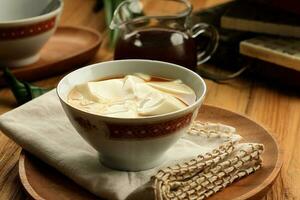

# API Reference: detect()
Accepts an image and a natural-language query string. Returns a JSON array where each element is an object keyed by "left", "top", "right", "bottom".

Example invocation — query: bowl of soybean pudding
[
  {"left": 57, "top": 60, "right": 206, "bottom": 171},
  {"left": 68, "top": 73, "right": 196, "bottom": 118}
]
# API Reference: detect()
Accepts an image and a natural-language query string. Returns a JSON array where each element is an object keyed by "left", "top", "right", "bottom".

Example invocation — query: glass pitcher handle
[
  {"left": 191, "top": 23, "right": 248, "bottom": 81},
  {"left": 191, "top": 23, "right": 219, "bottom": 65}
]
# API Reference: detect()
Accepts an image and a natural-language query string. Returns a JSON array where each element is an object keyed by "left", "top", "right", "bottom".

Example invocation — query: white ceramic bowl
[
  {"left": 0, "top": 0, "right": 63, "bottom": 67},
  {"left": 57, "top": 60, "right": 206, "bottom": 171}
]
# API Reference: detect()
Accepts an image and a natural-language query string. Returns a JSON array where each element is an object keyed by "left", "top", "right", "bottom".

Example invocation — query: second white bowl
[{"left": 0, "top": 0, "right": 63, "bottom": 67}]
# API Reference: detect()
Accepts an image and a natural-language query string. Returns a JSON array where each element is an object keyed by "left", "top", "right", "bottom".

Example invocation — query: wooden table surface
[{"left": 0, "top": 0, "right": 299, "bottom": 199}]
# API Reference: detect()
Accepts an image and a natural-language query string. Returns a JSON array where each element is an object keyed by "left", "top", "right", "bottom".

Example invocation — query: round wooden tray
[{"left": 18, "top": 105, "right": 282, "bottom": 200}]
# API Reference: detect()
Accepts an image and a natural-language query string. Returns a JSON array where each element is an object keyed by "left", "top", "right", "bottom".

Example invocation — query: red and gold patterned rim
[
  {"left": 0, "top": 17, "right": 56, "bottom": 40},
  {"left": 107, "top": 113, "right": 193, "bottom": 139}
]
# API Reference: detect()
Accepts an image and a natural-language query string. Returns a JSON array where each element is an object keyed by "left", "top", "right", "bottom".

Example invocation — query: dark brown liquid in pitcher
[{"left": 114, "top": 28, "right": 197, "bottom": 69}]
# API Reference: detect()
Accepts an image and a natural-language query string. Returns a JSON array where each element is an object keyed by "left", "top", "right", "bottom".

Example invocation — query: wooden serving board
[
  {"left": 0, "top": 26, "right": 102, "bottom": 86},
  {"left": 220, "top": 0, "right": 300, "bottom": 38},
  {"left": 240, "top": 36, "right": 300, "bottom": 72},
  {"left": 18, "top": 105, "right": 282, "bottom": 200}
]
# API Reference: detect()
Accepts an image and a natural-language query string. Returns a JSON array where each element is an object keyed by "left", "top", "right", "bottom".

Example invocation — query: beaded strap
[{"left": 152, "top": 121, "right": 264, "bottom": 200}]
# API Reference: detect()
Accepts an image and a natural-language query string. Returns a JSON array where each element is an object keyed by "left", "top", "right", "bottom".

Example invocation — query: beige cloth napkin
[{"left": 0, "top": 90, "right": 263, "bottom": 200}]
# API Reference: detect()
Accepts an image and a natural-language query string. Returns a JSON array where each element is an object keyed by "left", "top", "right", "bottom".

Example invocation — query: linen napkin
[{"left": 0, "top": 90, "right": 263, "bottom": 200}]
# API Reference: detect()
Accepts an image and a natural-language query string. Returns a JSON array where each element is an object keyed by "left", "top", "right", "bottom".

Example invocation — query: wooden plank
[
  {"left": 204, "top": 78, "right": 252, "bottom": 113},
  {"left": 246, "top": 82, "right": 300, "bottom": 200},
  {"left": 0, "top": 134, "right": 24, "bottom": 200}
]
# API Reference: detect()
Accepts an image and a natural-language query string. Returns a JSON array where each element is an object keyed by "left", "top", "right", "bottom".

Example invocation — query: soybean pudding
[{"left": 68, "top": 73, "right": 196, "bottom": 118}]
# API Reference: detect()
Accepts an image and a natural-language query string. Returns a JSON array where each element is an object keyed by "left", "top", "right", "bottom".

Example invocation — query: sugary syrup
[{"left": 114, "top": 28, "right": 197, "bottom": 69}]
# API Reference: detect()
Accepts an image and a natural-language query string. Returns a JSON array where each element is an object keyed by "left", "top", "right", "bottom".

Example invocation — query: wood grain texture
[
  {"left": 246, "top": 83, "right": 300, "bottom": 200},
  {"left": 0, "top": 0, "right": 298, "bottom": 199},
  {"left": 17, "top": 105, "right": 282, "bottom": 200}
]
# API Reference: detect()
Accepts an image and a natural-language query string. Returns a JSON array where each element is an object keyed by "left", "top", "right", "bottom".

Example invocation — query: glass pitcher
[{"left": 110, "top": 0, "right": 219, "bottom": 70}]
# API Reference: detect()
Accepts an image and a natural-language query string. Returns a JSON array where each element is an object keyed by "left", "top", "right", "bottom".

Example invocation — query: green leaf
[
  {"left": 104, "top": 0, "right": 123, "bottom": 48},
  {"left": 2, "top": 67, "right": 50, "bottom": 105},
  {"left": 103, "top": 0, "right": 114, "bottom": 27}
]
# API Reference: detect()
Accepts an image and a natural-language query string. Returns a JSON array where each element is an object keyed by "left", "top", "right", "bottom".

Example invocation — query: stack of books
[{"left": 195, "top": 0, "right": 300, "bottom": 87}]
